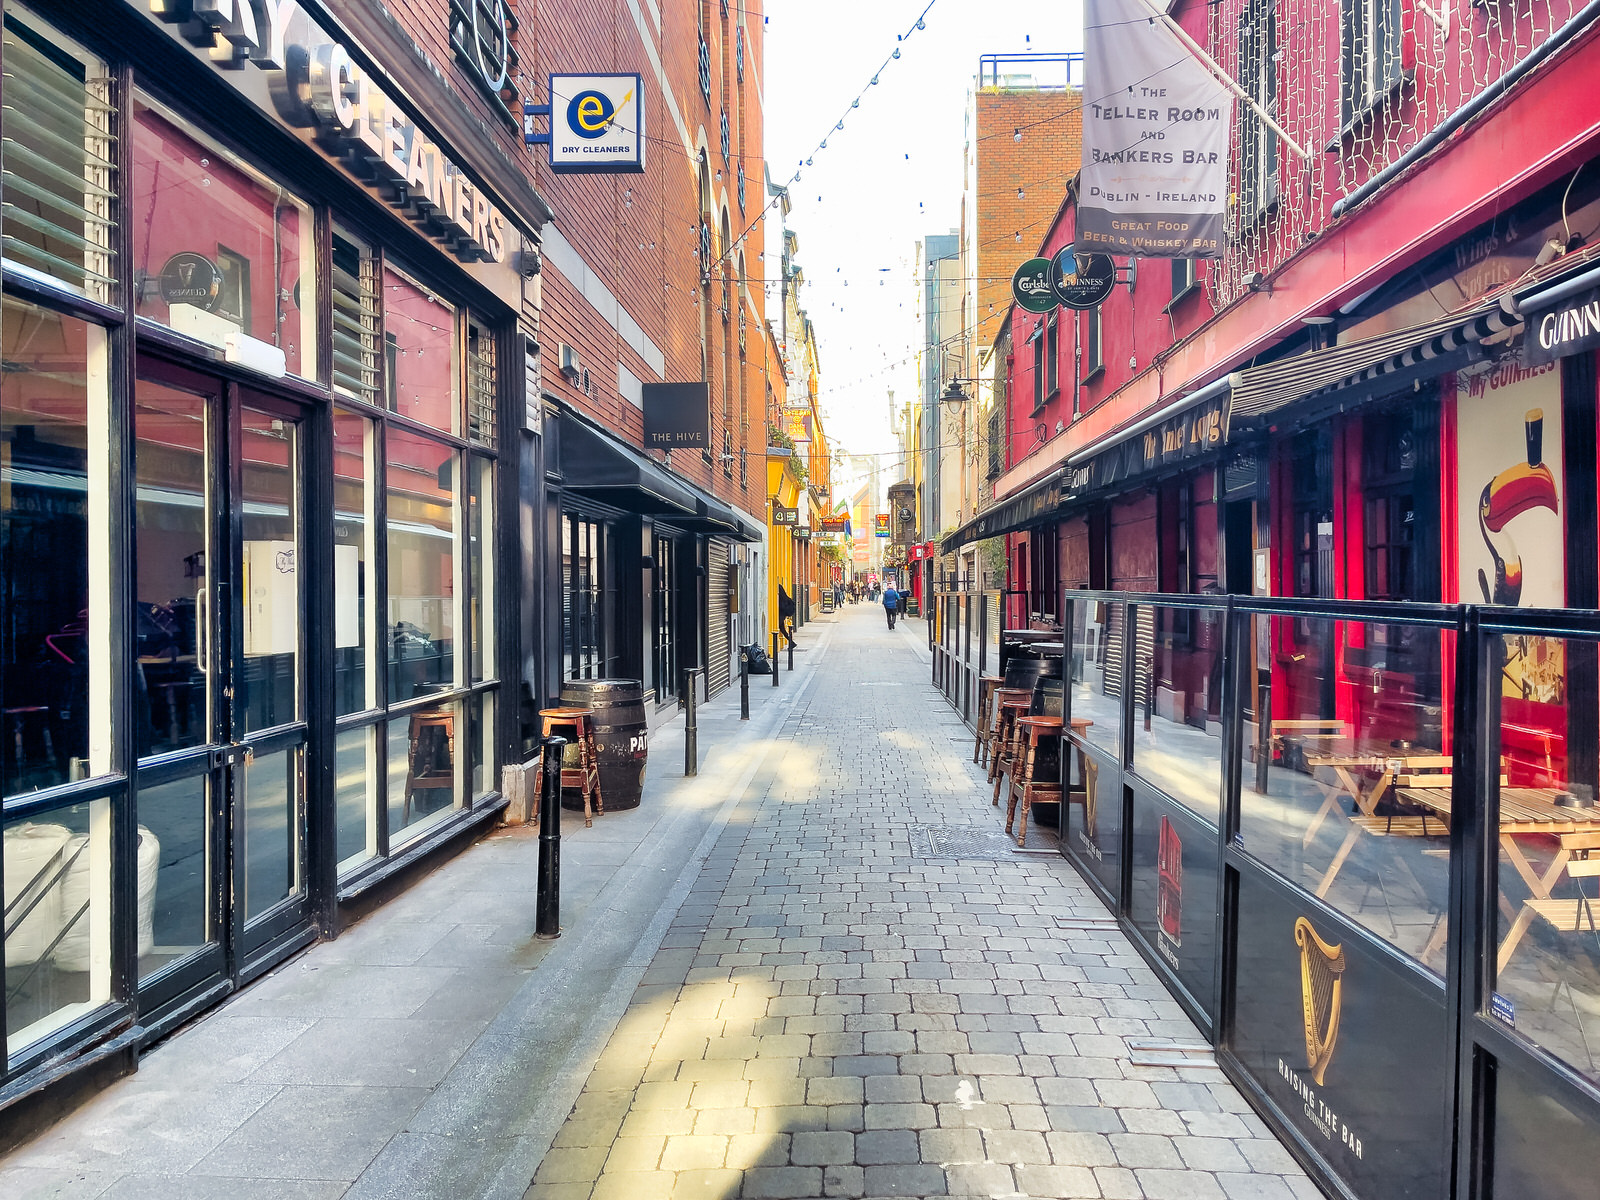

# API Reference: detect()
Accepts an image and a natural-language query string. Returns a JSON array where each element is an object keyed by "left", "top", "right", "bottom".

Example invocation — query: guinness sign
[
  {"left": 159, "top": 253, "right": 223, "bottom": 311},
  {"left": 1051, "top": 244, "right": 1116, "bottom": 310},
  {"left": 1524, "top": 281, "right": 1600, "bottom": 366}
]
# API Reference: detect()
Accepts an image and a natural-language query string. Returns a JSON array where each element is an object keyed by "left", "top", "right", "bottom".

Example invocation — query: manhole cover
[{"left": 910, "top": 824, "right": 1027, "bottom": 860}]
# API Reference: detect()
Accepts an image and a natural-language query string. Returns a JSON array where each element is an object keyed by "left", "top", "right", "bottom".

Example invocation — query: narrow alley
[{"left": 4, "top": 605, "right": 1314, "bottom": 1199}]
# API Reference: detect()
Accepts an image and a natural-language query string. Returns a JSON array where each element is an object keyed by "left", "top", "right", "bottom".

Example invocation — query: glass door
[{"left": 133, "top": 361, "right": 309, "bottom": 1013}]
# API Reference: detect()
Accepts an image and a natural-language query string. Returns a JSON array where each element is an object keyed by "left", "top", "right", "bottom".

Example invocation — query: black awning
[
  {"left": 675, "top": 497, "right": 763, "bottom": 542},
  {"left": 559, "top": 414, "right": 698, "bottom": 516},
  {"left": 1229, "top": 298, "right": 1521, "bottom": 424},
  {"left": 940, "top": 469, "right": 1064, "bottom": 554}
]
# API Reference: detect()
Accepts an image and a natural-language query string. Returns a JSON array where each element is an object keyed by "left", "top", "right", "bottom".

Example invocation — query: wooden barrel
[{"left": 559, "top": 679, "right": 649, "bottom": 811}]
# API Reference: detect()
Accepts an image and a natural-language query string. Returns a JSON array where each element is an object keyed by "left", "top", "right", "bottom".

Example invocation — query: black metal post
[
  {"left": 788, "top": 635, "right": 795, "bottom": 673},
  {"left": 740, "top": 649, "right": 750, "bottom": 720},
  {"left": 771, "top": 631, "right": 780, "bottom": 688},
  {"left": 684, "top": 667, "right": 701, "bottom": 776},
  {"left": 536, "top": 735, "right": 566, "bottom": 939}
]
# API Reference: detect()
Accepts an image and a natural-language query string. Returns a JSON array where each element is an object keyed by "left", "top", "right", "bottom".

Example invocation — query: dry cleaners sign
[
  {"left": 135, "top": 0, "right": 512, "bottom": 264},
  {"left": 540, "top": 74, "right": 646, "bottom": 174}
]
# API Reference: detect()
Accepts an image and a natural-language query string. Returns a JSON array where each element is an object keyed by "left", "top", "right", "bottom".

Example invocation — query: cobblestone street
[
  {"left": 1, "top": 605, "right": 1317, "bottom": 1200},
  {"left": 524, "top": 606, "right": 1314, "bottom": 1200}
]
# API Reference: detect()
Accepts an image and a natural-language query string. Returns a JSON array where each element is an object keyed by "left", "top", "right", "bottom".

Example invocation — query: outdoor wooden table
[
  {"left": 1394, "top": 785, "right": 1600, "bottom": 971},
  {"left": 1296, "top": 742, "right": 1443, "bottom": 899}
]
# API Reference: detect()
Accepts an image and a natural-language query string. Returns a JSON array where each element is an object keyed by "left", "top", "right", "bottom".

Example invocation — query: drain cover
[{"left": 910, "top": 824, "right": 1029, "bottom": 860}]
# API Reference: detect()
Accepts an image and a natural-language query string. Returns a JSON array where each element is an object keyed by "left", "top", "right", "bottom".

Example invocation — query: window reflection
[
  {"left": 334, "top": 410, "right": 374, "bottom": 715},
  {"left": 1129, "top": 605, "right": 1225, "bottom": 823},
  {"left": 1240, "top": 614, "right": 1451, "bottom": 973},
  {"left": 130, "top": 94, "right": 315, "bottom": 380},
  {"left": 2, "top": 297, "right": 111, "bottom": 793},
  {"left": 4, "top": 799, "right": 112, "bottom": 1055},
  {"left": 133, "top": 378, "right": 209, "bottom": 758},
  {"left": 1490, "top": 633, "right": 1600, "bottom": 1085},
  {"left": 1068, "top": 598, "right": 1121, "bottom": 760},
  {"left": 386, "top": 429, "right": 456, "bottom": 700},
  {"left": 384, "top": 265, "right": 457, "bottom": 433}
]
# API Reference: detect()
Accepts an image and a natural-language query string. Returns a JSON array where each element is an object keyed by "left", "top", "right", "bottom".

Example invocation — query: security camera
[{"left": 519, "top": 248, "right": 543, "bottom": 278}]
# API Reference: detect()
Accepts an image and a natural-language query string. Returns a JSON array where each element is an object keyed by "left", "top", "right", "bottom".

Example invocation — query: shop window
[
  {"left": 1170, "top": 257, "right": 1197, "bottom": 305},
  {"left": 1363, "top": 408, "right": 1417, "bottom": 602},
  {"left": 1082, "top": 308, "right": 1103, "bottom": 382},
  {"left": 332, "top": 230, "right": 381, "bottom": 406},
  {"left": 467, "top": 456, "right": 494, "bottom": 684},
  {"left": 1031, "top": 331, "right": 1043, "bottom": 413},
  {"left": 2, "top": 297, "right": 113, "bottom": 795},
  {"left": 1342, "top": 0, "right": 1404, "bottom": 126},
  {"left": 466, "top": 317, "right": 497, "bottom": 448},
  {"left": 1237, "top": 0, "right": 1279, "bottom": 219},
  {"left": 0, "top": 12, "right": 116, "bottom": 303},
  {"left": 564, "top": 515, "right": 609, "bottom": 681},
  {"left": 652, "top": 533, "right": 676, "bottom": 700},
  {"left": 129, "top": 93, "right": 315, "bottom": 381},
  {"left": 335, "top": 725, "right": 377, "bottom": 872},
  {"left": 386, "top": 429, "right": 458, "bottom": 700},
  {"left": 384, "top": 265, "right": 458, "bottom": 435},
  {"left": 387, "top": 700, "right": 462, "bottom": 847},
  {"left": 4, "top": 798, "right": 113, "bottom": 1056},
  {"left": 333, "top": 409, "right": 376, "bottom": 716}
]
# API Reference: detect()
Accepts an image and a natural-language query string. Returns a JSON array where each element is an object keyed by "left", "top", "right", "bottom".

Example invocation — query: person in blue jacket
[{"left": 882, "top": 583, "right": 900, "bottom": 629}]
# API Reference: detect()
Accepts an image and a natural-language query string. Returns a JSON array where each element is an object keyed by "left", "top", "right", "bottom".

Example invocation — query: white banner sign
[{"left": 1079, "top": 0, "right": 1232, "bottom": 258}]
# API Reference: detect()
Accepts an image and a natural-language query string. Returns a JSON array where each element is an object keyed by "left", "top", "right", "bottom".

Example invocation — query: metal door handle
[{"left": 196, "top": 584, "right": 209, "bottom": 675}]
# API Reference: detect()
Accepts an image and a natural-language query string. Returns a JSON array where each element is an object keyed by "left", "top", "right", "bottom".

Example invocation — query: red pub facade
[{"left": 939, "top": 4, "right": 1600, "bottom": 1198}]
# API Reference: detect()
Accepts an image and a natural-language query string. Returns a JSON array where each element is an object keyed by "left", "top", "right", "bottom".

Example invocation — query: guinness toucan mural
[{"left": 1476, "top": 407, "right": 1559, "bottom": 606}]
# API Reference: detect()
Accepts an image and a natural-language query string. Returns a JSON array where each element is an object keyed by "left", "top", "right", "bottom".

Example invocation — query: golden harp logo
[{"left": 1294, "top": 917, "right": 1346, "bottom": 1086}]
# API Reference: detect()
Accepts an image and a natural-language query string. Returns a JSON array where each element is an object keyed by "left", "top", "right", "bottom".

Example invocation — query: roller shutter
[{"left": 707, "top": 539, "right": 733, "bottom": 697}]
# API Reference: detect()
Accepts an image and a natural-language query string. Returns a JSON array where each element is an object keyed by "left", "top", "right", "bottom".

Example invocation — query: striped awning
[{"left": 1229, "top": 298, "right": 1523, "bottom": 423}]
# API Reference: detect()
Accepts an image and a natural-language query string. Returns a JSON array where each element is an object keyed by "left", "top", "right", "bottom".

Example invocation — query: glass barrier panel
[
  {"left": 4, "top": 798, "right": 112, "bottom": 1055},
  {"left": 1490, "top": 633, "right": 1600, "bottom": 1084},
  {"left": 1129, "top": 605, "right": 1224, "bottom": 824},
  {"left": 1239, "top": 613, "right": 1450, "bottom": 974},
  {"left": 1068, "top": 599, "right": 1122, "bottom": 761}
]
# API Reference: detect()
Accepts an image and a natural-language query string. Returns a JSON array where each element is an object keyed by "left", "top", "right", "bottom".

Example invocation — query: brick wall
[
  {"left": 494, "top": 0, "right": 770, "bottom": 515},
  {"left": 973, "top": 89, "right": 1082, "bottom": 352}
]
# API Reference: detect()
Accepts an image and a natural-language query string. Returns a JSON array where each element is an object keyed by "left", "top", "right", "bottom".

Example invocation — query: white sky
[{"left": 762, "top": 0, "right": 1083, "bottom": 498}]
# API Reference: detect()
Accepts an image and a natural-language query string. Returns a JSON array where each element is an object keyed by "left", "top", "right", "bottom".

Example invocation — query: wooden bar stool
[
  {"left": 539, "top": 706, "right": 604, "bottom": 826},
  {"left": 402, "top": 708, "right": 456, "bottom": 824},
  {"left": 972, "top": 675, "right": 1004, "bottom": 767},
  {"left": 986, "top": 688, "right": 1032, "bottom": 786},
  {"left": 990, "top": 695, "right": 1034, "bottom": 805},
  {"left": 1007, "top": 715, "right": 1063, "bottom": 847}
]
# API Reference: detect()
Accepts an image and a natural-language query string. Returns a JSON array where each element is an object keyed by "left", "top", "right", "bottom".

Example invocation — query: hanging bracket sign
[
  {"left": 1051, "top": 245, "right": 1116, "bottom": 310},
  {"left": 1011, "top": 258, "right": 1057, "bottom": 314},
  {"left": 530, "top": 74, "right": 647, "bottom": 174}
]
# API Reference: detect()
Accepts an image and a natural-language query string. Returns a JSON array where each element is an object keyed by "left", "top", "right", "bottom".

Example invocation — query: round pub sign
[
  {"left": 1051, "top": 245, "right": 1116, "bottom": 310},
  {"left": 1011, "top": 257, "right": 1056, "bottom": 314}
]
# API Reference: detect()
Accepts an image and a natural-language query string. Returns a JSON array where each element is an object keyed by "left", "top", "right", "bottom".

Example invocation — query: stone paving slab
[{"left": 524, "top": 609, "right": 1317, "bottom": 1200}]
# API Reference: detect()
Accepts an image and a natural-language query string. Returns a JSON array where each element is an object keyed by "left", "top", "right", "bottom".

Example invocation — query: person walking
[
  {"left": 777, "top": 584, "right": 797, "bottom": 649},
  {"left": 882, "top": 582, "right": 899, "bottom": 630}
]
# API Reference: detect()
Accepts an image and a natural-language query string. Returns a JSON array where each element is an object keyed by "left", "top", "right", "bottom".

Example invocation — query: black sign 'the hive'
[{"left": 643, "top": 382, "right": 710, "bottom": 449}]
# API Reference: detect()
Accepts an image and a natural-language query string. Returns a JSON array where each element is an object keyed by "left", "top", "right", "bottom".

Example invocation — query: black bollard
[
  {"left": 740, "top": 650, "right": 750, "bottom": 720},
  {"left": 684, "top": 667, "right": 700, "bottom": 776},
  {"left": 788, "top": 636, "right": 794, "bottom": 672},
  {"left": 536, "top": 735, "right": 566, "bottom": 939},
  {"left": 771, "top": 632, "right": 780, "bottom": 688}
]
